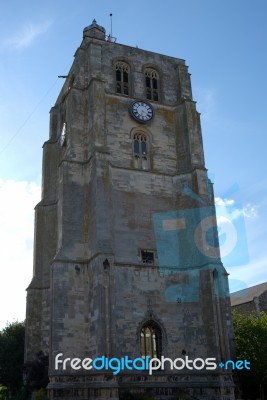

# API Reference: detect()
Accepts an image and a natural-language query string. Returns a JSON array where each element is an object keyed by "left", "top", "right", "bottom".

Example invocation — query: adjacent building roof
[{"left": 230, "top": 281, "right": 267, "bottom": 307}]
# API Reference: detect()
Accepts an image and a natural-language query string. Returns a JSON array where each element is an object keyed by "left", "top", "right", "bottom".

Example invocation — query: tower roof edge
[{"left": 83, "top": 19, "right": 106, "bottom": 40}]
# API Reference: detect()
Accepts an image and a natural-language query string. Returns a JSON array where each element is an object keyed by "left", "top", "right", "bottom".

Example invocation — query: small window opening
[{"left": 141, "top": 250, "right": 154, "bottom": 265}]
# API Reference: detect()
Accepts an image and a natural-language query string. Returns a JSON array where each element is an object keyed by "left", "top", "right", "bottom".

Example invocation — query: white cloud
[
  {"left": 3, "top": 21, "right": 52, "bottom": 50},
  {"left": 243, "top": 203, "right": 258, "bottom": 219},
  {"left": 215, "top": 197, "right": 258, "bottom": 220},
  {"left": 0, "top": 178, "right": 41, "bottom": 329},
  {"left": 215, "top": 197, "right": 234, "bottom": 207},
  {"left": 215, "top": 197, "right": 243, "bottom": 225}
]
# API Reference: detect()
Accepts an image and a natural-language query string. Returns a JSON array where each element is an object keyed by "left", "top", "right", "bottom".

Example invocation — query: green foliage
[
  {"left": 233, "top": 311, "right": 267, "bottom": 399},
  {"left": 35, "top": 387, "right": 49, "bottom": 400},
  {"left": 24, "top": 351, "right": 49, "bottom": 391},
  {"left": 0, "top": 319, "right": 48, "bottom": 398},
  {"left": 15, "top": 383, "right": 31, "bottom": 400},
  {"left": 233, "top": 311, "right": 267, "bottom": 383},
  {"left": 0, "top": 385, "right": 9, "bottom": 400},
  {"left": 0, "top": 321, "right": 25, "bottom": 395}
]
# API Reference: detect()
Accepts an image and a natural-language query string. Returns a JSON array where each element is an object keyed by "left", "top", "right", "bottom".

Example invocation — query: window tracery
[
  {"left": 145, "top": 68, "right": 159, "bottom": 101},
  {"left": 115, "top": 62, "right": 129, "bottom": 95},
  {"left": 133, "top": 132, "right": 150, "bottom": 170},
  {"left": 140, "top": 321, "right": 162, "bottom": 359}
]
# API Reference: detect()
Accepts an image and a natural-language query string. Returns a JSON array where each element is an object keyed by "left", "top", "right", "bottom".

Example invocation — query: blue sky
[{"left": 0, "top": 0, "right": 267, "bottom": 328}]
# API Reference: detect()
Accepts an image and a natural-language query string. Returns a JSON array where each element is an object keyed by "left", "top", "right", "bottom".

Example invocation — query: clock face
[{"left": 130, "top": 101, "right": 153, "bottom": 123}]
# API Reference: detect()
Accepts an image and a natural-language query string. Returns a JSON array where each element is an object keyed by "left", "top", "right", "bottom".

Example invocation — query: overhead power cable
[{"left": 0, "top": 77, "right": 60, "bottom": 157}]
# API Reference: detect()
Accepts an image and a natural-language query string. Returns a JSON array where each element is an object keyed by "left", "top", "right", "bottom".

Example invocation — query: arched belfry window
[
  {"left": 140, "top": 321, "right": 162, "bottom": 359},
  {"left": 133, "top": 132, "right": 150, "bottom": 170},
  {"left": 145, "top": 68, "right": 159, "bottom": 101},
  {"left": 115, "top": 61, "right": 129, "bottom": 95}
]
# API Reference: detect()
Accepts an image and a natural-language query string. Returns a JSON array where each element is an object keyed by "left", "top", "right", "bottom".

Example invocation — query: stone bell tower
[{"left": 25, "top": 19, "right": 235, "bottom": 400}]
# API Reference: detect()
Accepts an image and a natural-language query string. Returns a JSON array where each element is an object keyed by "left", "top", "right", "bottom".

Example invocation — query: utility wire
[{"left": 0, "top": 77, "right": 60, "bottom": 157}]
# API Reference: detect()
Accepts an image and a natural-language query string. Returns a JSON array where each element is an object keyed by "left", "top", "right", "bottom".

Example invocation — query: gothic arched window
[
  {"left": 133, "top": 132, "right": 150, "bottom": 170},
  {"left": 145, "top": 68, "right": 159, "bottom": 101},
  {"left": 115, "top": 61, "right": 129, "bottom": 95},
  {"left": 140, "top": 321, "right": 162, "bottom": 359}
]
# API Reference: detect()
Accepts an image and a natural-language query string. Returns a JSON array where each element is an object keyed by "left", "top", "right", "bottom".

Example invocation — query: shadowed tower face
[{"left": 25, "top": 19, "right": 235, "bottom": 400}]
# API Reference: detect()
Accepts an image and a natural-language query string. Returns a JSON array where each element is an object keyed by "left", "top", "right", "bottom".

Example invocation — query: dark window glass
[
  {"left": 123, "top": 70, "right": 128, "bottom": 83},
  {"left": 124, "top": 84, "right": 129, "bottom": 95},
  {"left": 116, "top": 83, "right": 121, "bottom": 93},
  {"left": 134, "top": 140, "right": 139, "bottom": 155},
  {"left": 141, "top": 250, "right": 153, "bottom": 264},
  {"left": 115, "top": 62, "right": 129, "bottom": 95},
  {"left": 116, "top": 69, "right": 121, "bottom": 82},
  {"left": 141, "top": 141, "right": 147, "bottom": 156},
  {"left": 145, "top": 68, "right": 159, "bottom": 102}
]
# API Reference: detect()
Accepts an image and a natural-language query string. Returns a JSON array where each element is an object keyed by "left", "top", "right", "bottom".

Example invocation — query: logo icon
[{"left": 153, "top": 181, "right": 249, "bottom": 302}]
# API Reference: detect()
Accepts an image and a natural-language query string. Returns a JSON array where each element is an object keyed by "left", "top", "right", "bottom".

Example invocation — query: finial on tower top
[{"left": 83, "top": 19, "right": 106, "bottom": 40}]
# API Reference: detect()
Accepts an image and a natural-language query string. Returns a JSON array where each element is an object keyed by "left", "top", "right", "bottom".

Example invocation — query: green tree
[
  {"left": 0, "top": 321, "right": 25, "bottom": 396},
  {"left": 35, "top": 388, "right": 49, "bottom": 400},
  {"left": 24, "top": 351, "right": 49, "bottom": 391},
  {"left": 233, "top": 311, "right": 267, "bottom": 400},
  {"left": 0, "top": 385, "right": 9, "bottom": 400}
]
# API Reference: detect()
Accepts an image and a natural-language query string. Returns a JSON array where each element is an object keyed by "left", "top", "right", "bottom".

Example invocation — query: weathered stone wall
[
  {"left": 232, "top": 301, "right": 256, "bottom": 316},
  {"left": 232, "top": 292, "right": 267, "bottom": 316}
]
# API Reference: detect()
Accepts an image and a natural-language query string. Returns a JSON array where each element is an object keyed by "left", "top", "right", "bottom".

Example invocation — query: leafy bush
[{"left": 35, "top": 387, "right": 49, "bottom": 400}]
